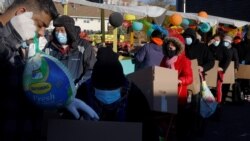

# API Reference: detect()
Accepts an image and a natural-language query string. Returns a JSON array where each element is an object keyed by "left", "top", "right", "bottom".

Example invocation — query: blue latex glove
[{"left": 66, "top": 98, "right": 99, "bottom": 120}]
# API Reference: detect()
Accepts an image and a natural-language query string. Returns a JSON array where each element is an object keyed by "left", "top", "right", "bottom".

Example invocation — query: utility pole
[
  {"left": 183, "top": 0, "right": 186, "bottom": 13},
  {"left": 61, "top": 0, "right": 68, "bottom": 15}
]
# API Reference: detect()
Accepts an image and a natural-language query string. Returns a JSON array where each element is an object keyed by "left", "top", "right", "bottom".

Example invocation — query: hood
[{"left": 163, "top": 34, "right": 185, "bottom": 56}]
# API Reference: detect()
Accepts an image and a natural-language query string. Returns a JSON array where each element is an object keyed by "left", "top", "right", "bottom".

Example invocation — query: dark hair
[{"left": 8, "top": 0, "right": 58, "bottom": 19}]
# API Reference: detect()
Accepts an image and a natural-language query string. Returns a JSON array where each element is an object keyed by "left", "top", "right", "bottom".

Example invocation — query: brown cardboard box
[
  {"left": 205, "top": 61, "right": 218, "bottom": 87},
  {"left": 127, "top": 66, "right": 178, "bottom": 114},
  {"left": 47, "top": 119, "right": 142, "bottom": 141},
  {"left": 236, "top": 64, "right": 250, "bottom": 79},
  {"left": 187, "top": 59, "right": 201, "bottom": 94},
  {"left": 223, "top": 61, "right": 235, "bottom": 84}
]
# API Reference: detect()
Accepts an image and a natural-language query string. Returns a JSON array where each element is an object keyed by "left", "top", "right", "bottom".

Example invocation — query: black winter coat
[
  {"left": 209, "top": 44, "right": 231, "bottom": 72},
  {"left": 0, "top": 22, "right": 43, "bottom": 141}
]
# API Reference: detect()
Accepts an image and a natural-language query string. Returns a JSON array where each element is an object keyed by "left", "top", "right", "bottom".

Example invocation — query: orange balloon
[
  {"left": 198, "top": 11, "right": 208, "bottom": 18},
  {"left": 170, "top": 13, "right": 182, "bottom": 26}
]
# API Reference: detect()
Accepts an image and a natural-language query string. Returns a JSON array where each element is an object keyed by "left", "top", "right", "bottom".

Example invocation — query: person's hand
[
  {"left": 10, "top": 12, "right": 36, "bottom": 41},
  {"left": 198, "top": 66, "right": 204, "bottom": 72},
  {"left": 218, "top": 67, "right": 223, "bottom": 72},
  {"left": 66, "top": 98, "right": 99, "bottom": 120},
  {"left": 208, "top": 39, "right": 215, "bottom": 46}
]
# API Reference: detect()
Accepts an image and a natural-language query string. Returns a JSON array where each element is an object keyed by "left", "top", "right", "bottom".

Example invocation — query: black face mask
[{"left": 166, "top": 50, "right": 177, "bottom": 58}]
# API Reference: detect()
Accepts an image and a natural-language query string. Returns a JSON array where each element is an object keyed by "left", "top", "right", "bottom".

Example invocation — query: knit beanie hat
[
  {"left": 91, "top": 47, "right": 126, "bottom": 90},
  {"left": 223, "top": 35, "right": 233, "bottom": 43}
]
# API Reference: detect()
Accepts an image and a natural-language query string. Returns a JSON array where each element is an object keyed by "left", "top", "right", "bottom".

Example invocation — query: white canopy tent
[
  {"left": 53, "top": 0, "right": 167, "bottom": 18},
  {"left": 54, "top": 0, "right": 249, "bottom": 27}
]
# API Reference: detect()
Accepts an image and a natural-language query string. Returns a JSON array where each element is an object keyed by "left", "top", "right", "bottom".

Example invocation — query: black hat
[
  {"left": 92, "top": 47, "right": 126, "bottom": 90},
  {"left": 53, "top": 15, "right": 76, "bottom": 42},
  {"left": 151, "top": 29, "right": 163, "bottom": 38}
]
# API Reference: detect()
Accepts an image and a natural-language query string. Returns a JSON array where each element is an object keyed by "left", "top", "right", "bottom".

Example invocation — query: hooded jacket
[
  {"left": 44, "top": 20, "right": 96, "bottom": 84},
  {"left": 183, "top": 28, "right": 215, "bottom": 72},
  {"left": 160, "top": 35, "right": 193, "bottom": 105}
]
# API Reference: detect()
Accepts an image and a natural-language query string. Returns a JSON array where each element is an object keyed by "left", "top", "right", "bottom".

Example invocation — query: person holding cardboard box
[
  {"left": 160, "top": 34, "right": 193, "bottom": 106},
  {"left": 160, "top": 33, "right": 193, "bottom": 139},
  {"left": 221, "top": 35, "right": 240, "bottom": 103},
  {"left": 208, "top": 34, "right": 231, "bottom": 103}
]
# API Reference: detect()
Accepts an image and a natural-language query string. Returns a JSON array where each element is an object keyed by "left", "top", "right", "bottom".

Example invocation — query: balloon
[
  {"left": 152, "top": 24, "right": 168, "bottom": 36},
  {"left": 109, "top": 12, "right": 123, "bottom": 27},
  {"left": 198, "top": 22, "right": 211, "bottom": 33},
  {"left": 147, "top": 28, "right": 154, "bottom": 37},
  {"left": 181, "top": 18, "right": 190, "bottom": 26},
  {"left": 124, "top": 14, "right": 136, "bottom": 21},
  {"left": 170, "top": 13, "right": 182, "bottom": 26},
  {"left": 198, "top": 11, "right": 208, "bottom": 18},
  {"left": 141, "top": 20, "right": 152, "bottom": 28},
  {"left": 132, "top": 21, "right": 143, "bottom": 31},
  {"left": 23, "top": 53, "right": 76, "bottom": 109}
]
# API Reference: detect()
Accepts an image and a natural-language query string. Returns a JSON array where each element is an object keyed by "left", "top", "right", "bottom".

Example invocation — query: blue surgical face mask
[
  {"left": 94, "top": 88, "right": 121, "bottom": 104},
  {"left": 223, "top": 41, "right": 230, "bottom": 47},
  {"left": 185, "top": 37, "right": 192, "bottom": 45},
  {"left": 55, "top": 32, "right": 68, "bottom": 44},
  {"left": 213, "top": 41, "right": 220, "bottom": 47}
]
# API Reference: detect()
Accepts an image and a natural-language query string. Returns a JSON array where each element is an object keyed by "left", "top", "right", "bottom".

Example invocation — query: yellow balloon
[{"left": 124, "top": 14, "right": 136, "bottom": 21}]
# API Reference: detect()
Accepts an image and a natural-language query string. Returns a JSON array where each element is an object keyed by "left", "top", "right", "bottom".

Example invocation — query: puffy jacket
[
  {"left": 161, "top": 53, "right": 193, "bottom": 105},
  {"left": 134, "top": 42, "right": 164, "bottom": 71},
  {"left": 160, "top": 35, "right": 193, "bottom": 105}
]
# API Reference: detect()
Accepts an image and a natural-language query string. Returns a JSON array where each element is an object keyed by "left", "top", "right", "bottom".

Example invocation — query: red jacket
[{"left": 160, "top": 53, "right": 193, "bottom": 105}]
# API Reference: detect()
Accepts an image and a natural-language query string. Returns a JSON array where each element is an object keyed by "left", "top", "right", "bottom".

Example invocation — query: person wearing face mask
[
  {"left": 76, "top": 47, "right": 158, "bottom": 141},
  {"left": 160, "top": 34, "right": 193, "bottom": 139},
  {"left": 208, "top": 34, "right": 231, "bottom": 104},
  {"left": 44, "top": 15, "right": 98, "bottom": 119},
  {"left": 134, "top": 29, "right": 164, "bottom": 71},
  {"left": 161, "top": 34, "right": 193, "bottom": 106},
  {"left": 182, "top": 28, "right": 215, "bottom": 137},
  {"left": 221, "top": 35, "right": 240, "bottom": 104},
  {"left": 0, "top": 0, "right": 59, "bottom": 140}
]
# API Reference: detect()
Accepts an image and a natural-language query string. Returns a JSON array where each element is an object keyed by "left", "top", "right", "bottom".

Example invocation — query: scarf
[
  {"left": 151, "top": 37, "right": 163, "bottom": 46},
  {"left": 165, "top": 56, "right": 178, "bottom": 69}
]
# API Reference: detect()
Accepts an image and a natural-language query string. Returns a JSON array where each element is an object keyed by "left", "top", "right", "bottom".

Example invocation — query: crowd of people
[{"left": 1, "top": 0, "right": 250, "bottom": 141}]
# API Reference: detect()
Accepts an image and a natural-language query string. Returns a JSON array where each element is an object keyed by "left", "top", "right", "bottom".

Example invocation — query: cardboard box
[
  {"left": 223, "top": 61, "right": 235, "bottom": 84},
  {"left": 236, "top": 64, "right": 250, "bottom": 79},
  {"left": 127, "top": 66, "right": 178, "bottom": 114},
  {"left": 187, "top": 59, "right": 201, "bottom": 94},
  {"left": 47, "top": 119, "right": 142, "bottom": 141},
  {"left": 205, "top": 61, "right": 218, "bottom": 87}
]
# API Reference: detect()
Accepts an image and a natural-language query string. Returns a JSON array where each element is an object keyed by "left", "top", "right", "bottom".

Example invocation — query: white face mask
[
  {"left": 224, "top": 41, "right": 231, "bottom": 47},
  {"left": 39, "top": 36, "right": 48, "bottom": 50},
  {"left": 213, "top": 41, "right": 220, "bottom": 47},
  {"left": 185, "top": 37, "right": 192, "bottom": 45}
]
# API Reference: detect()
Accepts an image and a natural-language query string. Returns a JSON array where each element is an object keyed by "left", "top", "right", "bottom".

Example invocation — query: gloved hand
[
  {"left": 66, "top": 98, "right": 99, "bottom": 120},
  {"left": 10, "top": 12, "right": 36, "bottom": 41}
]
